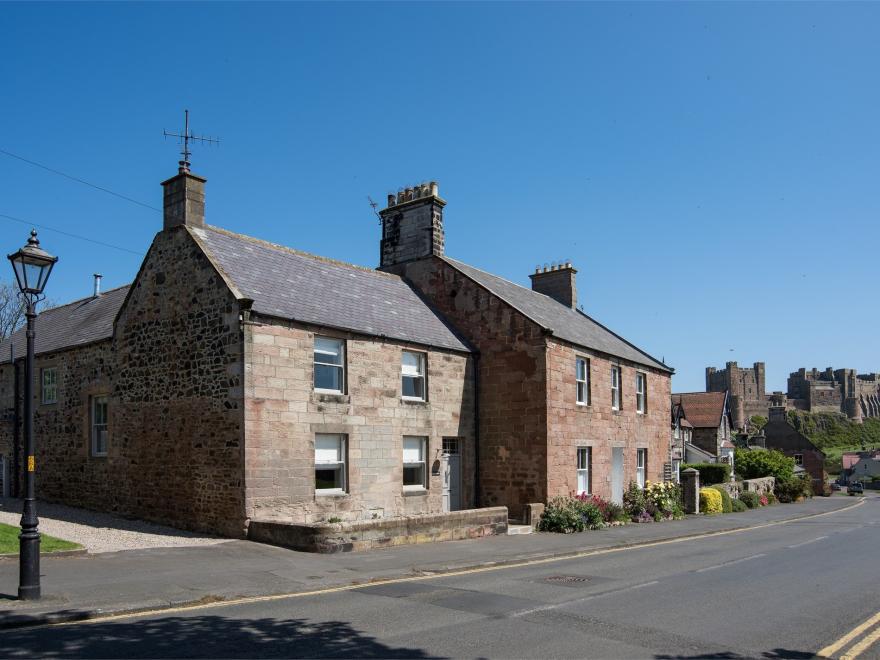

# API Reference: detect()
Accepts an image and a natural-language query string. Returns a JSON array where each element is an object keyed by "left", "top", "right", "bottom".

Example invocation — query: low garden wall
[
  {"left": 742, "top": 477, "right": 775, "bottom": 495},
  {"left": 248, "top": 507, "right": 508, "bottom": 553}
]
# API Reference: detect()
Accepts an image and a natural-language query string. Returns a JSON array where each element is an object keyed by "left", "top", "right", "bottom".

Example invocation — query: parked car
[
  {"left": 831, "top": 482, "right": 841, "bottom": 491},
  {"left": 848, "top": 482, "right": 864, "bottom": 495}
]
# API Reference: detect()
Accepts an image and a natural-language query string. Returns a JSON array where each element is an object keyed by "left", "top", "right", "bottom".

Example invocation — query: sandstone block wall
[
  {"left": 243, "top": 318, "right": 475, "bottom": 524},
  {"left": 546, "top": 339, "right": 671, "bottom": 500},
  {"left": 393, "top": 257, "right": 549, "bottom": 518}
]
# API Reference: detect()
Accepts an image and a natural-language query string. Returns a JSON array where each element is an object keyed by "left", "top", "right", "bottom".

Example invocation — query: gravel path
[{"left": 0, "top": 498, "right": 230, "bottom": 553}]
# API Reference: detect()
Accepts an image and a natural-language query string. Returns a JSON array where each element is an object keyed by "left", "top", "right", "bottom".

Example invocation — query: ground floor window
[
  {"left": 794, "top": 453, "right": 803, "bottom": 466},
  {"left": 315, "top": 434, "right": 346, "bottom": 493},
  {"left": 577, "top": 446, "right": 591, "bottom": 495},
  {"left": 91, "top": 396, "right": 109, "bottom": 457},
  {"left": 403, "top": 436, "right": 427, "bottom": 490},
  {"left": 636, "top": 448, "right": 647, "bottom": 488}
]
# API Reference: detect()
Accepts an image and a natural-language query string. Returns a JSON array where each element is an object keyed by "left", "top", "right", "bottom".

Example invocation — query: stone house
[
  {"left": 671, "top": 391, "right": 734, "bottom": 469},
  {"left": 0, "top": 165, "right": 673, "bottom": 538},
  {"left": 841, "top": 449, "right": 880, "bottom": 484},
  {"left": 670, "top": 400, "right": 693, "bottom": 482},
  {"left": 761, "top": 405, "right": 826, "bottom": 493}
]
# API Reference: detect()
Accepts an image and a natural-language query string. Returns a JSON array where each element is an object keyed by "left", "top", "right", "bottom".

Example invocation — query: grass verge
[{"left": 0, "top": 522, "right": 83, "bottom": 554}]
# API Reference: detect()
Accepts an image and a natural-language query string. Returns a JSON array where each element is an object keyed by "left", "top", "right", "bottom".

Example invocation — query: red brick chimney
[{"left": 529, "top": 262, "right": 577, "bottom": 309}]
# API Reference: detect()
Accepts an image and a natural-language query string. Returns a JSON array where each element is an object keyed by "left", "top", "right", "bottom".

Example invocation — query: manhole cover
[{"left": 545, "top": 575, "right": 590, "bottom": 584}]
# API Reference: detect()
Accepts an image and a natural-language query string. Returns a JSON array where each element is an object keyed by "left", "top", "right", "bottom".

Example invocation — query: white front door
[
  {"left": 442, "top": 438, "right": 462, "bottom": 512},
  {"left": 611, "top": 447, "right": 624, "bottom": 504}
]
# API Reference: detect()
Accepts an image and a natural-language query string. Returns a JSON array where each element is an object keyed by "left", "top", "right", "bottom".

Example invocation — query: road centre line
[
  {"left": 840, "top": 622, "right": 880, "bottom": 660},
  {"left": 510, "top": 580, "right": 661, "bottom": 618},
  {"left": 45, "top": 498, "right": 865, "bottom": 628},
  {"left": 694, "top": 553, "right": 766, "bottom": 573},
  {"left": 818, "top": 610, "right": 880, "bottom": 658},
  {"left": 787, "top": 535, "right": 828, "bottom": 549}
]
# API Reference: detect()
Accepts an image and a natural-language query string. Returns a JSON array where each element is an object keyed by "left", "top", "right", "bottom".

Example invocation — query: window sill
[
  {"left": 576, "top": 402, "right": 591, "bottom": 408},
  {"left": 315, "top": 490, "right": 348, "bottom": 498},
  {"left": 402, "top": 487, "right": 428, "bottom": 496},
  {"left": 401, "top": 397, "right": 428, "bottom": 405},
  {"left": 313, "top": 391, "right": 350, "bottom": 404},
  {"left": 91, "top": 454, "right": 108, "bottom": 459}
]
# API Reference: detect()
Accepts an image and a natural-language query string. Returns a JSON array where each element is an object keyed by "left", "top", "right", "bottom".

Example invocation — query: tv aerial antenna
[{"left": 163, "top": 109, "right": 220, "bottom": 174}]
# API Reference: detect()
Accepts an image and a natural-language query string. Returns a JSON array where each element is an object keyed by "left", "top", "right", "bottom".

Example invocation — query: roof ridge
[
  {"left": 36, "top": 282, "right": 132, "bottom": 315},
  {"left": 199, "top": 225, "right": 400, "bottom": 280},
  {"left": 443, "top": 255, "right": 671, "bottom": 373}
]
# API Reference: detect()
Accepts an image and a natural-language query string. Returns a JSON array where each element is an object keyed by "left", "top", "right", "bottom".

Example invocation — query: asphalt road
[{"left": 1, "top": 497, "right": 877, "bottom": 659}]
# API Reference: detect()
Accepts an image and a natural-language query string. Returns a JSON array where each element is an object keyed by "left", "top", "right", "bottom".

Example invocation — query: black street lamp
[{"left": 7, "top": 229, "right": 57, "bottom": 601}]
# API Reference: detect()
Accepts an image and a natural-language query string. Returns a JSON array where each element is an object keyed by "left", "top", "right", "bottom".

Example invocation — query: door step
[{"left": 507, "top": 524, "right": 533, "bottom": 535}]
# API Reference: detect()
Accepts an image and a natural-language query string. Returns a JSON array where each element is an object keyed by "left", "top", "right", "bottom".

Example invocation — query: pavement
[
  {"left": 0, "top": 495, "right": 862, "bottom": 631},
  {"left": 0, "top": 494, "right": 876, "bottom": 659}
]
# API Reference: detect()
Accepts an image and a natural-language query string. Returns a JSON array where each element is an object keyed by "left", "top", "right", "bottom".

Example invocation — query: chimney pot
[
  {"left": 387, "top": 194, "right": 395, "bottom": 207},
  {"left": 93, "top": 273, "right": 103, "bottom": 297}
]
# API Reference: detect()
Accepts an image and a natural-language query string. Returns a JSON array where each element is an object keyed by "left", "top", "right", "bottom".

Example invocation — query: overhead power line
[
  {"left": 0, "top": 147, "right": 161, "bottom": 212},
  {"left": 0, "top": 212, "right": 143, "bottom": 256}
]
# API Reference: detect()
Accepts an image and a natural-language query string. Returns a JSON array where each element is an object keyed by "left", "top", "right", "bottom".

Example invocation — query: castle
[{"left": 706, "top": 361, "right": 880, "bottom": 428}]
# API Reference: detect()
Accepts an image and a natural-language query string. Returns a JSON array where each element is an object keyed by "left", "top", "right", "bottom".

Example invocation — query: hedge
[
  {"left": 709, "top": 485, "right": 733, "bottom": 513},
  {"left": 681, "top": 463, "right": 731, "bottom": 485},
  {"left": 739, "top": 491, "right": 760, "bottom": 509},
  {"left": 731, "top": 498, "right": 748, "bottom": 512},
  {"left": 699, "top": 488, "right": 723, "bottom": 514}
]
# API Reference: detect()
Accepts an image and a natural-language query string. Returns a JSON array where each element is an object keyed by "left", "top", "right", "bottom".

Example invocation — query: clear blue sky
[{"left": 2, "top": 2, "right": 878, "bottom": 393}]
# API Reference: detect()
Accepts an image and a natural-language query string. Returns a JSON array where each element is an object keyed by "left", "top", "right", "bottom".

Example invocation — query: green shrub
[
  {"left": 739, "top": 491, "right": 760, "bottom": 509},
  {"left": 775, "top": 474, "right": 813, "bottom": 503},
  {"left": 538, "top": 496, "right": 604, "bottom": 533},
  {"left": 734, "top": 448, "right": 795, "bottom": 481},
  {"left": 766, "top": 491, "right": 777, "bottom": 504},
  {"left": 699, "top": 488, "right": 723, "bottom": 514},
  {"left": 681, "top": 463, "right": 730, "bottom": 485},
  {"left": 710, "top": 485, "right": 733, "bottom": 513},
  {"left": 623, "top": 482, "right": 647, "bottom": 520},
  {"left": 731, "top": 498, "right": 748, "bottom": 512}
]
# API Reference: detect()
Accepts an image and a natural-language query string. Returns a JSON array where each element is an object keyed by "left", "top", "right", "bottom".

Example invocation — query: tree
[
  {"left": 748, "top": 415, "right": 768, "bottom": 432},
  {"left": 734, "top": 447, "right": 795, "bottom": 481},
  {"left": 0, "top": 279, "right": 26, "bottom": 340}
]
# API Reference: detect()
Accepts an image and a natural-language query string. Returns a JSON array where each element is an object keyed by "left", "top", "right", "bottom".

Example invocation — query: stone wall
[
  {"left": 112, "top": 226, "right": 246, "bottom": 536},
  {"left": 742, "top": 476, "right": 774, "bottom": 495},
  {"left": 248, "top": 506, "right": 507, "bottom": 553},
  {"left": 390, "top": 257, "right": 549, "bottom": 518},
  {"left": 545, "top": 339, "right": 671, "bottom": 500},
  {"left": 243, "top": 317, "right": 475, "bottom": 524}
]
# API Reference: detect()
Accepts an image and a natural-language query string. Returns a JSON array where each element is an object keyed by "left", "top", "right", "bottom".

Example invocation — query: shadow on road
[
  {"left": 0, "top": 614, "right": 439, "bottom": 658},
  {"left": 656, "top": 649, "right": 815, "bottom": 659}
]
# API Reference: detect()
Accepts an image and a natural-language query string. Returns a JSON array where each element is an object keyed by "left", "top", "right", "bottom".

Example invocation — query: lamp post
[{"left": 7, "top": 229, "right": 57, "bottom": 601}]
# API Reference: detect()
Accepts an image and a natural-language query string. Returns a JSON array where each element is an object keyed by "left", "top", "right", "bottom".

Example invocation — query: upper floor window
[
  {"left": 314, "top": 337, "right": 345, "bottom": 393},
  {"left": 636, "top": 372, "right": 647, "bottom": 414},
  {"left": 636, "top": 448, "right": 647, "bottom": 488},
  {"left": 41, "top": 367, "right": 57, "bottom": 405},
  {"left": 403, "top": 436, "right": 427, "bottom": 490},
  {"left": 402, "top": 351, "right": 426, "bottom": 401},
  {"left": 577, "top": 446, "right": 591, "bottom": 495},
  {"left": 611, "top": 366, "right": 621, "bottom": 411},
  {"left": 91, "top": 396, "right": 108, "bottom": 457},
  {"left": 315, "top": 434, "right": 346, "bottom": 494},
  {"left": 576, "top": 358, "right": 590, "bottom": 405}
]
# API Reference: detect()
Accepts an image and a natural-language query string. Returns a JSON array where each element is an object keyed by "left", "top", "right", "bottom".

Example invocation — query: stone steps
[{"left": 507, "top": 524, "right": 533, "bottom": 535}]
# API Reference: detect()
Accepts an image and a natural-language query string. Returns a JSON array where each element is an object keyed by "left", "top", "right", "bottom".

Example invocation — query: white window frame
[
  {"left": 576, "top": 446, "right": 591, "bottom": 495},
  {"left": 576, "top": 357, "right": 590, "bottom": 405},
  {"left": 401, "top": 351, "right": 427, "bottom": 401},
  {"left": 611, "top": 365, "right": 621, "bottom": 411},
  {"left": 313, "top": 337, "right": 345, "bottom": 394},
  {"left": 402, "top": 436, "right": 427, "bottom": 491},
  {"left": 636, "top": 372, "right": 647, "bottom": 414},
  {"left": 91, "top": 396, "right": 108, "bottom": 457},
  {"left": 315, "top": 434, "right": 347, "bottom": 494},
  {"left": 41, "top": 367, "right": 57, "bottom": 405},
  {"left": 636, "top": 448, "right": 647, "bottom": 488}
]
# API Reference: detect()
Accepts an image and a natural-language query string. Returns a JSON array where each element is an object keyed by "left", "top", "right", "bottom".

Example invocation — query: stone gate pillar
[{"left": 681, "top": 468, "right": 700, "bottom": 514}]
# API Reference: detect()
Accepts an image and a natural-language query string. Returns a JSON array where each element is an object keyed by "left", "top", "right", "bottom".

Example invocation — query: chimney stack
[
  {"left": 378, "top": 181, "right": 445, "bottom": 270},
  {"left": 161, "top": 170, "right": 206, "bottom": 230},
  {"left": 93, "top": 273, "right": 103, "bottom": 297},
  {"left": 768, "top": 392, "right": 787, "bottom": 423},
  {"left": 529, "top": 260, "right": 578, "bottom": 309}
]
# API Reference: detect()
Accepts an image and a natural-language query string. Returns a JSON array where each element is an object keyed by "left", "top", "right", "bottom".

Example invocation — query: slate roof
[
  {"left": 442, "top": 257, "right": 671, "bottom": 372},
  {"left": 190, "top": 226, "right": 470, "bottom": 353},
  {"left": 0, "top": 284, "right": 131, "bottom": 361},
  {"left": 671, "top": 392, "right": 728, "bottom": 429}
]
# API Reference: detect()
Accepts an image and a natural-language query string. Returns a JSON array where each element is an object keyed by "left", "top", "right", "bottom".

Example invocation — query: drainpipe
[{"left": 473, "top": 352, "right": 481, "bottom": 508}]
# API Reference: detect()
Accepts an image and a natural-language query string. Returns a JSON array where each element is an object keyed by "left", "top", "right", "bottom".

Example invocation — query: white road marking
[
  {"left": 787, "top": 536, "right": 828, "bottom": 549},
  {"left": 511, "top": 580, "right": 661, "bottom": 618},
  {"left": 695, "top": 553, "right": 767, "bottom": 573}
]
